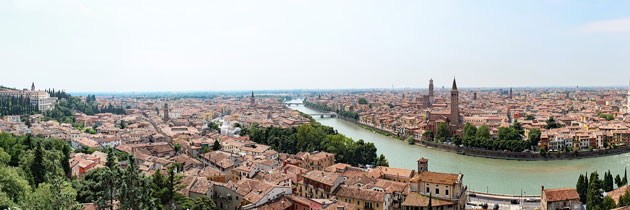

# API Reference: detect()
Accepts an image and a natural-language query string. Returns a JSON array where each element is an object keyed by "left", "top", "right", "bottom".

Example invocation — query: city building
[
  {"left": 298, "top": 170, "right": 344, "bottom": 199},
  {"left": 335, "top": 186, "right": 392, "bottom": 210},
  {"left": 406, "top": 158, "right": 467, "bottom": 210},
  {"left": 540, "top": 187, "right": 581, "bottom": 210},
  {"left": 0, "top": 83, "right": 57, "bottom": 111}
]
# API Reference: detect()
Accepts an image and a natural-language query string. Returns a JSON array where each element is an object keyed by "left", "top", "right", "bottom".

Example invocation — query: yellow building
[{"left": 335, "top": 186, "right": 392, "bottom": 210}]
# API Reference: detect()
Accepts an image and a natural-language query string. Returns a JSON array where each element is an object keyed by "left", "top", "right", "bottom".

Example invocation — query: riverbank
[
  {"left": 303, "top": 103, "right": 630, "bottom": 161},
  {"left": 359, "top": 117, "right": 630, "bottom": 161}
]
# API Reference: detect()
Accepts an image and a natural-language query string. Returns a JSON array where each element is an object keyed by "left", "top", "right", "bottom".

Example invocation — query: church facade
[{"left": 420, "top": 79, "right": 463, "bottom": 136}]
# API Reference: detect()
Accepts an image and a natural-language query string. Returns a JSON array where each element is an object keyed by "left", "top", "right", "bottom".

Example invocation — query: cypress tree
[
  {"left": 31, "top": 143, "right": 45, "bottom": 187},
  {"left": 577, "top": 174, "right": 587, "bottom": 203},
  {"left": 586, "top": 171, "right": 603, "bottom": 210},
  {"left": 62, "top": 144, "right": 71, "bottom": 177},
  {"left": 624, "top": 168, "right": 628, "bottom": 186},
  {"left": 106, "top": 147, "right": 116, "bottom": 169},
  {"left": 428, "top": 193, "right": 433, "bottom": 210}
]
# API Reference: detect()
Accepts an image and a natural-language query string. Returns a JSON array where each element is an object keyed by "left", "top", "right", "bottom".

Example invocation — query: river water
[{"left": 289, "top": 102, "right": 630, "bottom": 195}]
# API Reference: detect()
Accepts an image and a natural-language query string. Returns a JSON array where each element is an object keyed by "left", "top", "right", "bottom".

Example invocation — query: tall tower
[
  {"left": 31, "top": 82, "right": 35, "bottom": 91},
  {"left": 250, "top": 91, "right": 256, "bottom": 106},
  {"left": 163, "top": 103, "right": 169, "bottom": 122},
  {"left": 429, "top": 79, "right": 434, "bottom": 105},
  {"left": 417, "top": 157, "right": 429, "bottom": 173},
  {"left": 450, "top": 78, "right": 460, "bottom": 126},
  {"left": 509, "top": 88, "right": 513, "bottom": 99},
  {"left": 627, "top": 80, "right": 630, "bottom": 113}
]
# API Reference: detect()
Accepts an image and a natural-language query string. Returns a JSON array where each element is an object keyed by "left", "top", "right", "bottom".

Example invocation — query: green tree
[
  {"left": 358, "top": 98, "right": 368, "bottom": 105},
  {"left": 577, "top": 174, "right": 587, "bottom": 203},
  {"left": 212, "top": 140, "right": 222, "bottom": 151},
  {"left": 61, "top": 144, "right": 71, "bottom": 178},
  {"left": 119, "top": 156, "right": 158, "bottom": 209},
  {"left": 375, "top": 154, "right": 389, "bottom": 167},
  {"left": 624, "top": 168, "right": 628, "bottom": 186},
  {"left": 75, "top": 168, "right": 108, "bottom": 203},
  {"left": 545, "top": 117, "right": 560, "bottom": 129},
  {"left": 462, "top": 123, "right": 477, "bottom": 146},
  {"left": 0, "top": 147, "right": 10, "bottom": 166},
  {"left": 98, "top": 148, "right": 119, "bottom": 210},
  {"left": 435, "top": 122, "right": 450, "bottom": 142},
  {"left": 604, "top": 171, "right": 614, "bottom": 192},
  {"left": 106, "top": 147, "right": 116, "bottom": 169},
  {"left": 462, "top": 123, "right": 477, "bottom": 139},
  {"left": 586, "top": 172, "right": 603, "bottom": 210},
  {"left": 24, "top": 178, "right": 79, "bottom": 210},
  {"left": 31, "top": 144, "right": 45, "bottom": 188},
  {"left": 602, "top": 196, "right": 616, "bottom": 210},
  {"left": 497, "top": 127, "right": 520, "bottom": 141},
  {"left": 406, "top": 136, "right": 415, "bottom": 145},
  {"left": 476, "top": 126, "right": 491, "bottom": 140},
  {"left": 616, "top": 174, "right": 623, "bottom": 188},
  {"left": 619, "top": 189, "right": 630, "bottom": 207},
  {"left": 539, "top": 148, "right": 547, "bottom": 157},
  {"left": 528, "top": 129, "right": 541, "bottom": 147},
  {"left": 512, "top": 120, "right": 524, "bottom": 135},
  {"left": 428, "top": 193, "right": 433, "bottom": 210},
  {"left": 119, "top": 120, "right": 128, "bottom": 129},
  {"left": 152, "top": 165, "right": 187, "bottom": 209},
  {"left": 173, "top": 143, "right": 181, "bottom": 154},
  {"left": 452, "top": 135, "right": 462, "bottom": 146},
  {"left": 422, "top": 131, "right": 433, "bottom": 140},
  {"left": 0, "top": 166, "right": 31, "bottom": 205},
  {"left": 85, "top": 127, "right": 97, "bottom": 134},
  {"left": 187, "top": 196, "right": 216, "bottom": 210}
]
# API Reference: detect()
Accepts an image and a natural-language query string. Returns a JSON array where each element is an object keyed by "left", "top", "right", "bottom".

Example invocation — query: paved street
[{"left": 467, "top": 192, "right": 541, "bottom": 210}]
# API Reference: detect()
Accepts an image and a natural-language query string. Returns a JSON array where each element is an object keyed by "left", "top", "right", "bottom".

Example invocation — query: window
[
  {"left": 426, "top": 187, "right": 429, "bottom": 193},
  {"left": 446, "top": 189, "right": 449, "bottom": 196},
  {"left": 435, "top": 188, "right": 439, "bottom": 195}
]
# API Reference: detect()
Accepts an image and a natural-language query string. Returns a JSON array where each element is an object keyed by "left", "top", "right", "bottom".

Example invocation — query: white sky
[{"left": 1, "top": 0, "right": 630, "bottom": 92}]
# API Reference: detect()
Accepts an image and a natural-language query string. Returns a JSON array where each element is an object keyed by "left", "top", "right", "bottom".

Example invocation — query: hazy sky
[{"left": 1, "top": 0, "right": 630, "bottom": 92}]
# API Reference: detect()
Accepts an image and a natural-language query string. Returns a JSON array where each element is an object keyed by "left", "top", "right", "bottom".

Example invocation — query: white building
[{"left": 0, "top": 83, "right": 57, "bottom": 111}]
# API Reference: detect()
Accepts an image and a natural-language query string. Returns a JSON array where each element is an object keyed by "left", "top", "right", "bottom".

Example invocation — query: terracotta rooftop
[
  {"left": 607, "top": 185, "right": 630, "bottom": 205},
  {"left": 302, "top": 170, "right": 340, "bottom": 186},
  {"left": 402, "top": 192, "right": 455, "bottom": 207},
  {"left": 335, "top": 186, "right": 385, "bottom": 202},
  {"left": 543, "top": 188, "right": 580, "bottom": 202},
  {"left": 412, "top": 171, "right": 460, "bottom": 185},
  {"left": 257, "top": 197, "right": 292, "bottom": 210}
]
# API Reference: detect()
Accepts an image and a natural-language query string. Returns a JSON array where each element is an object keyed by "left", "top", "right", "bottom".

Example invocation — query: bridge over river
[{"left": 284, "top": 100, "right": 336, "bottom": 118}]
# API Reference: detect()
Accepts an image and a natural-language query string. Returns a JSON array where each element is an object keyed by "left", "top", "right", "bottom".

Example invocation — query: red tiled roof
[{"left": 543, "top": 188, "right": 580, "bottom": 202}]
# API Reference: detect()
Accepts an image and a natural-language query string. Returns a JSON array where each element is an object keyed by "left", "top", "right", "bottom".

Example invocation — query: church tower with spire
[
  {"left": 429, "top": 79, "right": 434, "bottom": 105},
  {"left": 450, "top": 78, "right": 460, "bottom": 126},
  {"left": 31, "top": 82, "right": 35, "bottom": 91},
  {"left": 250, "top": 91, "right": 256, "bottom": 107}
]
